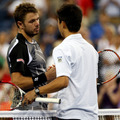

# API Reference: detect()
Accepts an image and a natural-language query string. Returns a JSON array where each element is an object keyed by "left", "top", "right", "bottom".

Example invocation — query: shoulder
[
  {"left": 8, "top": 37, "right": 28, "bottom": 56},
  {"left": 53, "top": 41, "right": 66, "bottom": 54}
]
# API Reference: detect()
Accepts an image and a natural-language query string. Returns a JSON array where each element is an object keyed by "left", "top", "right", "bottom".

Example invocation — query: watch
[{"left": 34, "top": 87, "right": 40, "bottom": 96}]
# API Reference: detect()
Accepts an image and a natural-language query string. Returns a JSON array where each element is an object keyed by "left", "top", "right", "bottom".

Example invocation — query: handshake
[{"left": 32, "top": 65, "right": 56, "bottom": 95}]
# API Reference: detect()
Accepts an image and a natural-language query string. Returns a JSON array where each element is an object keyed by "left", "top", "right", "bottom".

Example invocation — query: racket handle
[{"left": 35, "top": 97, "right": 61, "bottom": 104}]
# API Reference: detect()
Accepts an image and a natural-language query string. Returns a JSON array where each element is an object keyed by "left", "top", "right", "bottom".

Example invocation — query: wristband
[
  {"left": 32, "top": 73, "right": 47, "bottom": 87},
  {"left": 34, "top": 87, "right": 40, "bottom": 96}
]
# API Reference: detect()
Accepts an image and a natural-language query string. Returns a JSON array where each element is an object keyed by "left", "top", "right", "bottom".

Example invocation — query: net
[
  {"left": 99, "top": 109, "right": 120, "bottom": 120},
  {"left": 0, "top": 109, "right": 120, "bottom": 120},
  {"left": 0, "top": 110, "right": 57, "bottom": 120}
]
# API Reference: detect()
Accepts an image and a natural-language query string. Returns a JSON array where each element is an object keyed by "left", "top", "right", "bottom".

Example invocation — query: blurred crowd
[{"left": 0, "top": 0, "right": 120, "bottom": 110}]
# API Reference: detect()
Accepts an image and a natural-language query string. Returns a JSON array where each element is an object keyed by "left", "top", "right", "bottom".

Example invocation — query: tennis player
[
  {"left": 7, "top": 3, "right": 56, "bottom": 110},
  {"left": 22, "top": 4, "right": 98, "bottom": 119}
]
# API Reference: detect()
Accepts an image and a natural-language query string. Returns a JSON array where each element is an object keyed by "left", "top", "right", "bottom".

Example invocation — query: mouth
[{"left": 35, "top": 27, "right": 39, "bottom": 32}]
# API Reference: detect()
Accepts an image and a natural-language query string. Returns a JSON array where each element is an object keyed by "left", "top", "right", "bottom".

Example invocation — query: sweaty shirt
[
  {"left": 7, "top": 33, "right": 47, "bottom": 109},
  {"left": 53, "top": 33, "right": 98, "bottom": 120}
]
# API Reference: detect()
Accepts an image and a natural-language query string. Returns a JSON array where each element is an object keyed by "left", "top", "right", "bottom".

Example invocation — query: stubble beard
[{"left": 24, "top": 29, "right": 39, "bottom": 38}]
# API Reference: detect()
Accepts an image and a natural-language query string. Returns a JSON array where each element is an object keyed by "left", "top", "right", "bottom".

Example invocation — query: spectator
[
  {"left": 0, "top": 31, "right": 11, "bottom": 82},
  {"left": 98, "top": 77, "right": 120, "bottom": 108},
  {"left": 98, "top": 0, "right": 120, "bottom": 27},
  {"left": 99, "top": 0, "right": 120, "bottom": 17},
  {"left": 89, "top": 11, "right": 110, "bottom": 50},
  {"left": 8, "top": 0, "right": 48, "bottom": 16},
  {"left": 0, "top": 0, "right": 14, "bottom": 32},
  {"left": 97, "top": 23, "right": 117, "bottom": 51},
  {"left": 0, "top": 32, "right": 9, "bottom": 58},
  {"left": 76, "top": 0, "right": 94, "bottom": 17},
  {"left": 41, "top": 18, "right": 58, "bottom": 58}
]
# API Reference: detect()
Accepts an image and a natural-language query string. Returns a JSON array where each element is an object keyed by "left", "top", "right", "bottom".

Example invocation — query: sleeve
[
  {"left": 52, "top": 47, "right": 72, "bottom": 78},
  {"left": 9, "top": 44, "right": 28, "bottom": 74}
]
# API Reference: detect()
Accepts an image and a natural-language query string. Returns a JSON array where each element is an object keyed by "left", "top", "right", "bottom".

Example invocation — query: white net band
[
  {"left": 99, "top": 109, "right": 120, "bottom": 116},
  {"left": 0, "top": 109, "right": 120, "bottom": 120},
  {"left": 0, "top": 110, "right": 56, "bottom": 119},
  {"left": 99, "top": 109, "right": 120, "bottom": 120}
]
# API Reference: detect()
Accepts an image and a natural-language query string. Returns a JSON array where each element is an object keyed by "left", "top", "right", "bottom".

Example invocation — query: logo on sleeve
[
  {"left": 57, "top": 56, "right": 62, "bottom": 62},
  {"left": 17, "top": 58, "right": 25, "bottom": 64}
]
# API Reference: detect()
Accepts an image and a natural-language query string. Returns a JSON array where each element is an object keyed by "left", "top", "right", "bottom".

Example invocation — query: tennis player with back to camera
[
  {"left": 22, "top": 4, "right": 99, "bottom": 120},
  {"left": 7, "top": 2, "right": 56, "bottom": 110}
]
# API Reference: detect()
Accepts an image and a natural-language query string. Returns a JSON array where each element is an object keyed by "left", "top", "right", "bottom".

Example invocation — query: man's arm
[
  {"left": 11, "top": 72, "right": 34, "bottom": 90},
  {"left": 38, "top": 76, "right": 69, "bottom": 94},
  {"left": 11, "top": 66, "right": 56, "bottom": 90},
  {"left": 22, "top": 76, "right": 69, "bottom": 105}
]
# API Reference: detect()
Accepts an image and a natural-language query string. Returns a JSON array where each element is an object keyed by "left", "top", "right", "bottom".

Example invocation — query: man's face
[{"left": 22, "top": 13, "right": 40, "bottom": 37}]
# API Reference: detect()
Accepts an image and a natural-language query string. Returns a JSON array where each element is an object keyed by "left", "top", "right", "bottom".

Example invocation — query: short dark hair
[
  {"left": 57, "top": 4, "right": 82, "bottom": 32},
  {"left": 14, "top": 2, "right": 38, "bottom": 27}
]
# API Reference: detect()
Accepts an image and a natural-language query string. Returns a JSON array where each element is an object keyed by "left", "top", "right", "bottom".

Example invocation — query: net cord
[
  {"left": 0, "top": 110, "right": 57, "bottom": 117},
  {"left": 98, "top": 109, "right": 120, "bottom": 116},
  {"left": 0, "top": 109, "right": 120, "bottom": 117}
]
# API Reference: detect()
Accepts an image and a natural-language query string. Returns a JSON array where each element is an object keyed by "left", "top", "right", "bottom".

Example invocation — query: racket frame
[
  {"left": 0, "top": 81, "right": 61, "bottom": 110},
  {"left": 98, "top": 49, "right": 120, "bottom": 85},
  {"left": 0, "top": 81, "right": 25, "bottom": 110}
]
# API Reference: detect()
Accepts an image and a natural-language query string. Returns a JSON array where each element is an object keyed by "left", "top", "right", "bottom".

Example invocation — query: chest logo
[{"left": 57, "top": 56, "right": 62, "bottom": 62}]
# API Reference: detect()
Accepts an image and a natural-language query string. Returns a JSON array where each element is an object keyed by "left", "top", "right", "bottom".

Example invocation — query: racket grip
[{"left": 35, "top": 97, "right": 61, "bottom": 104}]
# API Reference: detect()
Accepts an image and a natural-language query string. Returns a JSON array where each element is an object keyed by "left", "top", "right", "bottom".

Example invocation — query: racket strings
[
  {"left": 100, "top": 51, "right": 119, "bottom": 65},
  {"left": 98, "top": 51, "right": 120, "bottom": 84},
  {"left": 11, "top": 87, "right": 22, "bottom": 108},
  {"left": 0, "top": 83, "right": 22, "bottom": 110}
]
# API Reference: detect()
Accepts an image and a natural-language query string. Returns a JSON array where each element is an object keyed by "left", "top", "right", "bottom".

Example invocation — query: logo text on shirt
[{"left": 57, "top": 56, "right": 62, "bottom": 62}]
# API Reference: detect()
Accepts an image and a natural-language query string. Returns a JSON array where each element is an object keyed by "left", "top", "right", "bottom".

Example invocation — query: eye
[
  {"left": 29, "top": 18, "right": 39, "bottom": 23},
  {"left": 29, "top": 19, "right": 35, "bottom": 23}
]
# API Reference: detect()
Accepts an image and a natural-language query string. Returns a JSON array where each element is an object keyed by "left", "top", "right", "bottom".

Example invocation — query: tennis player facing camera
[
  {"left": 7, "top": 3, "right": 56, "bottom": 110},
  {"left": 22, "top": 4, "right": 99, "bottom": 120}
]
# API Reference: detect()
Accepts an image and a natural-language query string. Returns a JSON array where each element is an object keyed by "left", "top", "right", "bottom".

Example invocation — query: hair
[
  {"left": 13, "top": 2, "right": 38, "bottom": 27},
  {"left": 57, "top": 4, "right": 82, "bottom": 32}
]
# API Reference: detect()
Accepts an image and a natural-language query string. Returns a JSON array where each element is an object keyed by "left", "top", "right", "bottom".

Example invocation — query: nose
[{"left": 35, "top": 19, "right": 39, "bottom": 26}]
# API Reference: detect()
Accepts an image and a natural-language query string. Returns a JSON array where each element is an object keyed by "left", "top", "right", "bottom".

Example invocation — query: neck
[
  {"left": 63, "top": 29, "right": 79, "bottom": 38},
  {"left": 18, "top": 29, "right": 33, "bottom": 42}
]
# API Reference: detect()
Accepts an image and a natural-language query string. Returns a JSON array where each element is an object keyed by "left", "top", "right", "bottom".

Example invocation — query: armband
[{"left": 32, "top": 73, "right": 47, "bottom": 87}]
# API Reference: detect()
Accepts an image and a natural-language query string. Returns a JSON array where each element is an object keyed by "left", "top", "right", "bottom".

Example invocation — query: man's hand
[
  {"left": 22, "top": 89, "right": 37, "bottom": 106},
  {"left": 45, "top": 65, "right": 56, "bottom": 82}
]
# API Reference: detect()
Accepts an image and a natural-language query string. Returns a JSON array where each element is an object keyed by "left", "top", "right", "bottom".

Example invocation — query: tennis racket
[
  {"left": 0, "top": 81, "right": 61, "bottom": 110},
  {"left": 97, "top": 49, "right": 120, "bottom": 86}
]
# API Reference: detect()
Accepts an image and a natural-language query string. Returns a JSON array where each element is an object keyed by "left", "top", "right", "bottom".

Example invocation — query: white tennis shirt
[{"left": 53, "top": 33, "right": 98, "bottom": 120}]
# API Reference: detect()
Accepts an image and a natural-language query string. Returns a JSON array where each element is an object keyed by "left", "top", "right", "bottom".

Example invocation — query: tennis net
[
  {"left": 99, "top": 109, "right": 120, "bottom": 120},
  {"left": 0, "top": 110, "right": 57, "bottom": 120},
  {"left": 0, "top": 109, "right": 120, "bottom": 120}
]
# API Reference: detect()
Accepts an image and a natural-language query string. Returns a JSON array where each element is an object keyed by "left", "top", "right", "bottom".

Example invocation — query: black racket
[
  {"left": 97, "top": 49, "right": 120, "bottom": 86},
  {"left": 0, "top": 81, "right": 61, "bottom": 111}
]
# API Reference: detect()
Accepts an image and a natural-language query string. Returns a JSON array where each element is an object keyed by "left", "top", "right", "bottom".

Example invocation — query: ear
[
  {"left": 61, "top": 21, "right": 67, "bottom": 29},
  {"left": 17, "top": 21, "right": 24, "bottom": 29}
]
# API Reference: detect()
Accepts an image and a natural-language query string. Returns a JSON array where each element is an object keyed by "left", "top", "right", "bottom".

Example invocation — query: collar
[
  {"left": 17, "top": 33, "right": 27, "bottom": 43},
  {"left": 17, "top": 33, "right": 37, "bottom": 44},
  {"left": 64, "top": 33, "right": 82, "bottom": 41}
]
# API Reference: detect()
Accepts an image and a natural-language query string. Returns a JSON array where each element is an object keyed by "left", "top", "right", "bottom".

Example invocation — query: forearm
[
  {"left": 22, "top": 76, "right": 69, "bottom": 106},
  {"left": 97, "top": 86, "right": 106, "bottom": 107},
  {"left": 38, "top": 76, "right": 69, "bottom": 95},
  {"left": 11, "top": 72, "right": 34, "bottom": 90},
  {"left": 11, "top": 67, "right": 56, "bottom": 91},
  {"left": 98, "top": 93, "right": 104, "bottom": 107},
  {"left": 12, "top": 68, "right": 56, "bottom": 91},
  {"left": 107, "top": 91, "right": 119, "bottom": 105}
]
